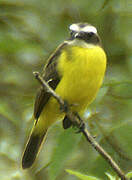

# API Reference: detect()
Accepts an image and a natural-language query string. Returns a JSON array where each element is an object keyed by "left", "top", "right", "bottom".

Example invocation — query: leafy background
[{"left": 0, "top": 0, "right": 132, "bottom": 180}]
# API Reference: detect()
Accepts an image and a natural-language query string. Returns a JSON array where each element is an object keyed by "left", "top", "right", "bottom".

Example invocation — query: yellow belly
[
  {"left": 57, "top": 45, "right": 106, "bottom": 110},
  {"left": 37, "top": 45, "right": 106, "bottom": 132}
]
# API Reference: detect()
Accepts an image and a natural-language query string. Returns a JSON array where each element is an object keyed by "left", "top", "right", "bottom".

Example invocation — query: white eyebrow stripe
[
  {"left": 69, "top": 24, "right": 80, "bottom": 31},
  {"left": 82, "top": 26, "right": 97, "bottom": 33}
]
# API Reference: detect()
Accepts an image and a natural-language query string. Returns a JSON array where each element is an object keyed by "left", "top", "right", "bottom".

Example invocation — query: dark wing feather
[{"left": 34, "top": 42, "right": 67, "bottom": 119}]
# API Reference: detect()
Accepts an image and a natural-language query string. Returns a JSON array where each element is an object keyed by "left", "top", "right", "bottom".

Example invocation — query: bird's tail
[{"left": 22, "top": 127, "right": 47, "bottom": 169}]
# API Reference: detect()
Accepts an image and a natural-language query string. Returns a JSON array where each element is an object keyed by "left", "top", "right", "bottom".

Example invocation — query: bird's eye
[
  {"left": 88, "top": 32, "right": 94, "bottom": 37},
  {"left": 70, "top": 31, "right": 74, "bottom": 37}
]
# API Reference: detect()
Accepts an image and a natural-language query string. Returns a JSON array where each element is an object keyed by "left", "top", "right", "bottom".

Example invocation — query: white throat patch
[{"left": 65, "top": 39, "right": 96, "bottom": 48}]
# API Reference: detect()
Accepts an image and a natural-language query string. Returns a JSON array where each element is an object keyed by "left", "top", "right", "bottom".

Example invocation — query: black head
[{"left": 69, "top": 23, "right": 101, "bottom": 45}]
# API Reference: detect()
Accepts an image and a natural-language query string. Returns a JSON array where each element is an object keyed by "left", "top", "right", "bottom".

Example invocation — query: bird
[{"left": 22, "top": 22, "right": 107, "bottom": 169}]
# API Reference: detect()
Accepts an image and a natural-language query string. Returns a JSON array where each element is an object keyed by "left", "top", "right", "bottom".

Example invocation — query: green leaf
[
  {"left": 105, "top": 172, "right": 117, "bottom": 180},
  {"left": 48, "top": 128, "right": 81, "bottom": 180},
  {"left": 126, "top": 171, "right": 132, "bottom": 178},
  {"left": 66, "top": 169, "right": 100, "bottom": 180}
]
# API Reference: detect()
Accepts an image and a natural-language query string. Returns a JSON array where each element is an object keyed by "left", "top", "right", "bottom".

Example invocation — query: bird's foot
[
  {"left": 73, "top": 112, "right": 85, "bottom": 133},
  {"left": 60, "top": 100, "right": 69, "bottom": 113}
]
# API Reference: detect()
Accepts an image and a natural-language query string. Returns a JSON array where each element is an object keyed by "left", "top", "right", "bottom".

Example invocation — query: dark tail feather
[{"left": 22, "top": 131, "right": 47, "bottom": 169}]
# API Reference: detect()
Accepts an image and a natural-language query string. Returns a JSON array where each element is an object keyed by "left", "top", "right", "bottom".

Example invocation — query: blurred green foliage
[{"left": 0, "top": 0, "right": 132, "bottom": 179}]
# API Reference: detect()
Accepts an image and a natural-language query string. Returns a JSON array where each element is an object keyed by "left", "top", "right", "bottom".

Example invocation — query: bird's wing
[{"left": 34, "top": 42, "right": 67, "bottom": 119}]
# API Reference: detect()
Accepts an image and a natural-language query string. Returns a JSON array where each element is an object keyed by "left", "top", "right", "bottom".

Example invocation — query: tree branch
[{"left": 33, "top": 71, "right": 128, "bottom": 180}]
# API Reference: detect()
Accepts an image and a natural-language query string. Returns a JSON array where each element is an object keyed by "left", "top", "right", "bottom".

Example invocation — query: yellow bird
[{"left": 22, "top": 23, "right": 107, "bottom": 169}]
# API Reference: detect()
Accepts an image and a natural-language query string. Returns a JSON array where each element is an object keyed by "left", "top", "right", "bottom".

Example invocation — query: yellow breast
[
  {"left": 57, "top": 45, "right": 107, "bottom": 111},
  {"left": 38, "top": 45, "right": 106, "bottom": 130}
]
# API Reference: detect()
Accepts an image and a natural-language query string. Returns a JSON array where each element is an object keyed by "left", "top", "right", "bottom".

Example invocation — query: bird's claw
[
  {"left": 60, "top": 100, "right": 69, "bottom": 113},
  {"left": 75, "top": 121, "right": 85, "bottom": 133}
]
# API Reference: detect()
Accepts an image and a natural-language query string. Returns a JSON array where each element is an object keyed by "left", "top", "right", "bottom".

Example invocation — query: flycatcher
[{"left": 22, "top": 23, "right": 107, "bottom": 169}]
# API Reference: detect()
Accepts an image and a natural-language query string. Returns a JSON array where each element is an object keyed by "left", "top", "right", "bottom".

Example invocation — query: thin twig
[
  {"left": 33, "top": 71, "right": 128, "bottom": 180},
  {"left": 83, "top": 129, "right": 127, "bottom": 180}
]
